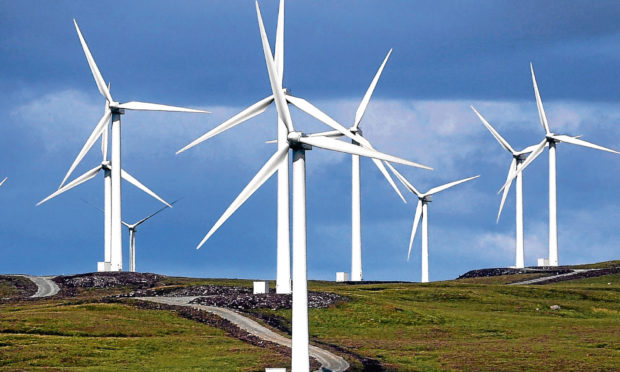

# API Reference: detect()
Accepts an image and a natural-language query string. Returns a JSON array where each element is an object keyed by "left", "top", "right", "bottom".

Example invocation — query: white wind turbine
[
  {"left": 321, "top": 49, "right": 419, "bottom": 282},
  {"left": 471, "top": 106, "right": 541, "bottom": 268},
  {"left": 177, "top": 0, "right": 417, "bottom": 291},
  {"left": 57, "top": 19, "right": 208, "bottom": 271},
  {"left": 501, "top": 63, "right": 620, "bottom": 267},
  {"left": 122, "top": 200, "right": 177, "bottom": 272},
  {"left": 38, "top": 127, "right": 172, "bottom": 270},
  {"left": 195, "top": 3, "right": 430, "bottom": 370},
  {"left": 391, "top": 168, "right": 479, "bottom": 282}
]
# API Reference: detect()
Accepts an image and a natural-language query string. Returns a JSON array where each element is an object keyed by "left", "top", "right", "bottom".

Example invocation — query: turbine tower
[
  {"left": 471, "top": 106, "right": 541, "bottom": 268},
  {"left": 391, "top": 168, "right": 478, "bottom": 282},
  {"left": 503, "top": 64, "right": 620, "bottom": 267},
  {"left": 194, "top": 3, "right": 430, "bottom": 370},
  {"left": 62, "top": 19, "right": 208, "bottom": 270}
]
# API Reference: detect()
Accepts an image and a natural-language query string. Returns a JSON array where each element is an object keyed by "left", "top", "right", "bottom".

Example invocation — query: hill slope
[{"left": 1, "top": 261, "right": 619, "bottom": 371}]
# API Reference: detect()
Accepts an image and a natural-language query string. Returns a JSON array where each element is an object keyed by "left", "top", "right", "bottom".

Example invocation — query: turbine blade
[
  {"left": 372, "top": 158, "right": 406, "bottom": 203},
  {"left": 122, "top": 221, "right": 132, "bottom": 228},
  {"left": 425, "top": 175, "right": 480, "bottom": 196},
  {"left": 385, "top": 162, "right": 422, "bottom": 196},
  {"left": 407, "top": 200, "right": 423, "bottom": 261},
  {"left": 0, "top": 177, "right": 7, "bottom": 187},
  {"left": 256, "top": 1, "right": 294, "bottom": 132},
  {"left": 60, "top": 109, "right": 111, "bottom": 188},
  {"left": 497, "top": 158, "right": 516, "bottom": 223},
  {"left": 38, "top": 165, "right": 102, "bottom": 206},
  {"left": 121, "top": 170, "right": 171, "bottom": 208},
  {"left": 520, "top": 142, "right": 546, "bottom": 154},
  {"left": 274, "top": 0, "right": 285, "bottom": 85},
  {"left": 552, "top": 134, "right": 620, "bottom": 155},
  {"left": 354, "top": 49, "right": 392, "bottom": 130},
  {"left": 134, "top": 199, "right": 178, "bottom": 227},
  {"left": 530, "top": 63, "right": 551, "bottom": 134},
  {"left": 73, "top": 19, "right": 113, "bottom": 103},
  {"left": 298, "top": 136, "right": 432, "bottom": 169},
  {"left": 116, "top": 101, "right": 209, "bottom": 114},
  {"left": 471, "top": 106, "right": 515, "bottom": 154},
  {"left": 306, "top": 129, "right": 344, "bottom": 138},
  {"left": 285, "top": 94, "right": 360, "bottom": 143},
  {"left": 197, "top": 146, "right": 289, "bottom": 249},
  {"left": 177, "top": 95, "right": 274, "bottom": 154}
]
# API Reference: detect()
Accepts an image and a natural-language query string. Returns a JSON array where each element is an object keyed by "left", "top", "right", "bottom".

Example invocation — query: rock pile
[
  {"left": 190, "top": 291, "right": 346, "bottom": 311},
  {"left": 54, "top": 272, "right": 164, "bottom": 289}
]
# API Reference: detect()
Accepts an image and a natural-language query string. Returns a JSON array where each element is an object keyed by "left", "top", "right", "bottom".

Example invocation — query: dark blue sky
[{"left": 1, "top": 1, "right": 619, "bottom": 281}]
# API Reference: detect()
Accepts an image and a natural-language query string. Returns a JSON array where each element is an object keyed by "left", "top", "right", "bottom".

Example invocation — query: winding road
[
  {"left": 136, "top": 296, "right": 350, "bottom": 372},
  {"left": 20, "top": 276, "right": 348, "bottom": 371},
  {"left": 509, "top": 269, "right": 592, "bottom": 285},
  {"left": 18, "top": 275, "right": 60, "bottom": 297}
]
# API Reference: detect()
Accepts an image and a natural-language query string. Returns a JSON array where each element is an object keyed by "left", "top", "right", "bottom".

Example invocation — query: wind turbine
[
  {"left": 122, "top": 201, "right": 177, "bottom": 272},
  {"left": 38, "top": 128, "right": 172, "bottom": 270},
  {"left": 501, "top": 63, "right": 620, "bottom": 267},
  {"left": 320, "top": 49, "right": 413, "bottom": 282},
  {"left": 391, "top": 168, "right": 478, "bottom": 282},
  {"left": 82, "top": 198, "right": 178, "bottom": 272},
  {"left": 471, "top": 106, "right": 542, "bottom": 268},
  {"left": 195, "top": 3, "right": 430, "bottom": 370},
  {"left": 177, "top": 0, "right": 415, "bottom": 291},
  {"left": 58, "top": 19, "right": 208, "bottom": 271}
]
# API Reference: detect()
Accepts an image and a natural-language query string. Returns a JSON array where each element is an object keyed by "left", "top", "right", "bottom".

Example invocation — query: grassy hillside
[{"left": 1, "top": 262, "right": 619, "bottom": 371}]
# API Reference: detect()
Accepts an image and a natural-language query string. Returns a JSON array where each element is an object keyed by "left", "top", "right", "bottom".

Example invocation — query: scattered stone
[
  {"left": 189, "top": 291, "right": 347, "bottom": 311},
  {"left": 550, "top": 305, "right": 561, "bottom": 311},
  {"left": 124, "top": 284, "right": 252, "bottom": 298},
  {"left": 54, "top": 272, "right": 163, "bottom": 289},
  {"left": 457, "top": 267, "right": 571, "bottom": 279}
]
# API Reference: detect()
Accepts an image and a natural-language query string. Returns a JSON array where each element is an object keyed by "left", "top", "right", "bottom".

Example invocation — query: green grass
[
  {"left": 2, "top": 264, "right": 619, "bottom": 371},
  {"left": 0, "top": 301, "right": 288, "bottom": 371},
  {"left": 296, "top": 280, "right": 620, "bottom": 371}
]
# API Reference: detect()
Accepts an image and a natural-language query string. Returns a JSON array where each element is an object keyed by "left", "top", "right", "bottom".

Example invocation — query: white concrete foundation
[
  {"left": 253, "top": 281, "right": 269, "bottom": 294},
  {"left": 97, "top": 261, "right": 111, "bottom": 272},
  {"left": 538, "top": 258, "right": 550, "bottom": 267},
  {"left": 336, "top": 272, "right": 349, "bottom": 282}
]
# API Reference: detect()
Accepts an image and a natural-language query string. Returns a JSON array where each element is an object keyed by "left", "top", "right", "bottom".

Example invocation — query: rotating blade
[
  {"left": 73, "top": 19, "right": 113, "bottom": 103},
  {"left": 121, "top": 169, "right": 171, "bottom": 208},
  {"left": 530, "top": 63, "right": 551, "bottom": 134},
  {"left": 115, "top": 101, "right": 209, "bottom": 114},
  {"left": 38, "top": 165, "right": 102, "bottom": 206},
  {"left": 60, "top": 109, "right": 111, "bottom": 188},
  {"left": 177, "top": 95, "right": 274, "bottom": 154},
  {"left": 471, "top": 105, "right": 515, "bottom": 154},
  {"left": 353, "top": 49, "right": 392, "bottom": 130},
  {"left": 425, "top": 175, "right": 479, "bottom": 196},
  {"left": 408, "top": 200, "right": 423, "bottom": 261},
  {"left": 297, "top": 135, "right": 432, "bottom": 169},
  {"left": 196, "top": 146, "right": 289, "bottom": 249}
]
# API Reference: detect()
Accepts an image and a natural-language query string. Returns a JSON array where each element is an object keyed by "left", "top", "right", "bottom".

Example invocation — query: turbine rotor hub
[{"left": 287, "top": 132, "right": 311, "bottom": 150}]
